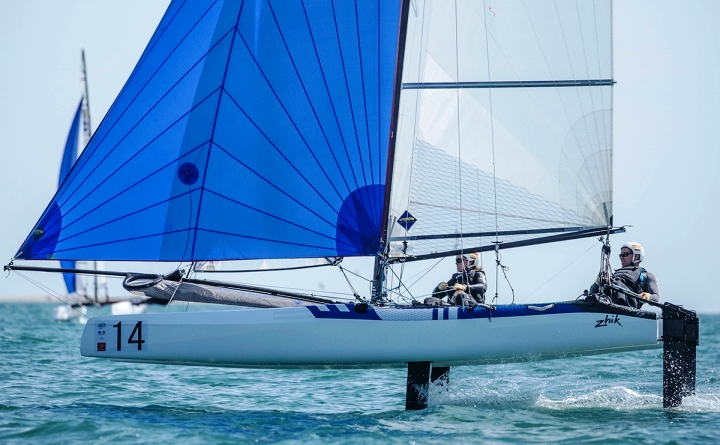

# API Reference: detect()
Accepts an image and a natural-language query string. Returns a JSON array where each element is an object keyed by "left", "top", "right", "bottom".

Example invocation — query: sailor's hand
[
  {"left": 437, "top": 282, "right": 448, "bottom": 291},
  {"left": 639, "top": 292, "right": 651, "bottom": 300},
  {"left": 453, "top": 283, "right": 466, "bottom": 292}
]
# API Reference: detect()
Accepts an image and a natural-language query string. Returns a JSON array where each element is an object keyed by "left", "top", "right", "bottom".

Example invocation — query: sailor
[
  {"left": 467, "top": 252, "right": 488, "bottom": 300},
  {"left": 425, "top": 254, "right": 486, "bottom": 307},
  {"left": 590, "top": 242, "right": 659, "bottom": 308}
]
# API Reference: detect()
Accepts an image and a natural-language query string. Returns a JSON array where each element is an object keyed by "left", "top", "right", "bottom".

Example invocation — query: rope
[{"left": 492, "top": 244, "right": 515, "bottom": 304}]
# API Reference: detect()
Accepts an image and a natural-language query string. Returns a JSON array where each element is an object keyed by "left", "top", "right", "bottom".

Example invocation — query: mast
[
  {"left": 81, "top": 49, "right": 98, "bottom": 304},
  {"left": 372, "top": 0, "right": 411, "bottom": 302}
]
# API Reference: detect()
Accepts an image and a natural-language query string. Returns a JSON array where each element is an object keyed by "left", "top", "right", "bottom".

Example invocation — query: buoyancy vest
[{"left": 612, "top": 266, "right": 647, "bottom": 294}]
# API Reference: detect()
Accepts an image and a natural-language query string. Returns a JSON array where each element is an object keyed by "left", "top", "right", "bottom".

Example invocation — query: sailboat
[
  {"left": 52, "top": 51, "right": 146, "bottom": 321},
  {"left": 6, "top": 0, "right": 697, "bottom": 408}
]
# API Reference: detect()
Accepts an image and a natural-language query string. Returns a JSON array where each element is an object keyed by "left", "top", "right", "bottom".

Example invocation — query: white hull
[
  {"left": 53, "top": 304, "right": 87, "bottom": 321},
  {"left": 80, "top": 301, "right": 660, "bottom": 368}
]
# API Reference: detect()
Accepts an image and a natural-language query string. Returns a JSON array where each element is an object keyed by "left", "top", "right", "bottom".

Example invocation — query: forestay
[
  {"left": 16, "top": 0, "right": 403, "bottom": 263},
  {"left": 388, "top": 0, "right": 613, "bottom": 258}
]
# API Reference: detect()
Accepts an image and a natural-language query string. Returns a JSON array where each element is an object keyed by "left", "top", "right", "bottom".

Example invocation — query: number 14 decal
[{"left": 112, "top": 321, "right": 145, "bottom": 351}]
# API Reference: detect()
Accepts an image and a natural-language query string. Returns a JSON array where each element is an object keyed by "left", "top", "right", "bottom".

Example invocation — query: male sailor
[
  {"left": 590, "top": 242, "right": 659, "bottom": 308},
  {"left": 425, "top": 254, "right": 487, "bottom": 307}
]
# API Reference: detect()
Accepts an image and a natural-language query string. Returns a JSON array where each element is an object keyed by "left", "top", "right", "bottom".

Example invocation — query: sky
[{"left": 0, "top": 1, "right": 719, "bottom": 313}]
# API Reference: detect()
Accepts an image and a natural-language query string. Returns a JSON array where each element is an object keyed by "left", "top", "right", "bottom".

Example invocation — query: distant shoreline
[{"left": 0, "top": 295, "right": 61, "bottom": 303}]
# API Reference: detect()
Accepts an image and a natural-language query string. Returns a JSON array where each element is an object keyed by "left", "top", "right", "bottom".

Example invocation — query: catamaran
[{"left": 6, "top": 0, "right": 697, "bottom": 409}]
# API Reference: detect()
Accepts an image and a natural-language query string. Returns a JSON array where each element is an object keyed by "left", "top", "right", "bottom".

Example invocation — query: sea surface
[{"left": 1, "top": 303, "right": 719, "bottom": 444}]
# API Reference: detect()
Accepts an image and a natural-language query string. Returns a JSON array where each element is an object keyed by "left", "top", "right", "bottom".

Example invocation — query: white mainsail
[{"left": 388, "top": 0, "right": 613, "bottom": 258}]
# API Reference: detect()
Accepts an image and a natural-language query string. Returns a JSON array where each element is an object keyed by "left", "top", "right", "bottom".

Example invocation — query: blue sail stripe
[
  {"left": 212, "top": 143, "right": 343, "bottom": 230},
  {"left": 57, "top": 5, "right": 229, "bottom": 207},
  {"left": 329, "top": 2, "right": 369, "bottom": 210},
  {"left": 33, "top": 189, "right": 199, "bottom": 253},
  {"left": 196, "top": 228, "right": 343, "bottom": 254},
  {"left": 233, "top": 31, "right": 346, "bottom": 205},
  {"left": 353, "top": 0, "right": 377, "bottom": 224},
  {"left": 124, "top": 0, "right": 200, "bottom": 97},
  {"left": 191, "top": 0, "right": 246, "bottom": 261},
  {"left": 48, "top": 144, "right": 207, "bottom": 239},
  {"left": 49, "top": 228, "right": 194, "bottom": 257},
  {"left": 376, "top": 5, "right": 382, "bottom": 189},
  {"left": 202, "top": 189, "right": 356, "bottom": 250},
  {"left": 263, "top": 1, "right": 353, "bottom": 199},
  {"left": 220, "top": 88, "right": 351, "bottom": 226},
  {"left": 56, "top": 87, "right": 222, "bottom": 222},
  {"left": 299, "top": 2, "right": 359, "bottom": 200},
  {"left": 56, "top": 29, "right": 233, "bottom": 210}
]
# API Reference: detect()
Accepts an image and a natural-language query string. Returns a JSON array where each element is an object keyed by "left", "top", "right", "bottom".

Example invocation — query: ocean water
[{"left": 1, "top": 303, "right": 719, "bottom": 444}]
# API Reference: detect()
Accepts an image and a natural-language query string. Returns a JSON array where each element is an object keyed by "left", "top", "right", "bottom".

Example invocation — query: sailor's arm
[
  {"left": 466, "top": 269, "right": 487, "bottom": 297},
  {"left": 640, "top": 272, "right": 660, "bottom": 302}
]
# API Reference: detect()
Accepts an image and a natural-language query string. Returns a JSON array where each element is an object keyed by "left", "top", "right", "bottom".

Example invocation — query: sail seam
[
  {"left": 50, "top": 87, "right": 223, "bottom": 232},
  {"left": 46, "top": 143, "right": 207, "bottom": 239},
  {"left": 353, "top": 0, "right": 377, "bottom": 223},
  {"left": 263, "top": 1, "right": 353, "bottom": 202},
  {"left": 299, "top": 2, "right": 363, "bottom": 205},
  {"left": 200, "top": 189, "right": 357, "bottom": 250},
  {"left": 190, "top": 0, "right": 247, "bottom": 260},
  {"left": 34, "top": 190, "right": 198, "bottom": 253},
  {"left": 57, "top": 26, "right": 234, "bottom": 211},
  {"left": 211, "top": 144, "right": 345, "bottom": 230},
  {"left": 232, "top": 31, "right": 366, "bottom": 218},
  {"left": 329, "top": 1, "right": 373, "bottom": 215},
  {"left": 57, "top": 2, "right": 225, "bottom": 208},
  {"left": 220, "top": 89, "right": 359, "bottom": 231},
  {"left": 195, "top": 228, "right": 347, "bottom": 255}
]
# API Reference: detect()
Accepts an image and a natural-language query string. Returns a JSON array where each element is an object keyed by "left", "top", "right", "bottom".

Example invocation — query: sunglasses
[
  {"left": 455, "top": 258, "right": 467, "bottom": 263},
  {"left": 619, "top": 252, "right": 632, "bottom": 258}
]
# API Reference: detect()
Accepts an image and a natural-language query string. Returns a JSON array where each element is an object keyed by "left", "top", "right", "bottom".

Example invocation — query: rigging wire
[
  {"left": 384, "top": 260, "right": 417, "bottom": 303},
  {"left": 14, "top": 270, "right": 101, "bottom": 318},
  {"left": 406, "top": 257, "right": 444, "bottom": 289},
  {"left": 522, "top": 240, "right": 600, "bottom": 302},
  {"left": 482, "top": 0, "right": 503, "bottom": 301},
  {"left": 453, "top": 0, "right": 464, "bottom": 257}
]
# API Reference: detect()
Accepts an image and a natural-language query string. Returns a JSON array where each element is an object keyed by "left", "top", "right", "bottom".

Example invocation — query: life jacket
[{"left": 611, "top": 266, "right": 647, "bottom": 307}]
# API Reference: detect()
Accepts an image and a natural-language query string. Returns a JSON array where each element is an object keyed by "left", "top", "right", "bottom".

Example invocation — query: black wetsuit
[
  {"left": 590, "top": 265, "right": 659, "bottom": 308},
  {"left": 430, "top": 268, "right": 487, "bottom": 305}
]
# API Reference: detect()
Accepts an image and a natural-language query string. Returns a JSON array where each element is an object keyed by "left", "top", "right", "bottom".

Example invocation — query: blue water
[{"left": 1, "top": 303, "right": 719, "bottom": 444}]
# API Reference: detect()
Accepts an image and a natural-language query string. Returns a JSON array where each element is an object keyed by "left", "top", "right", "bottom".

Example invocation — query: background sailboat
[{"left": 52, "top": 51, "right": 145, "bottom": 321}]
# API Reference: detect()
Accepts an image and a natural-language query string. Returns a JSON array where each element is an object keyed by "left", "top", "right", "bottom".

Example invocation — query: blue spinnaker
[
  {"left": 59, "top": 100, "right": 83, "bottom": 292},
  {"left": 17, "top": 0, "right": 403, "bottom": 262}
]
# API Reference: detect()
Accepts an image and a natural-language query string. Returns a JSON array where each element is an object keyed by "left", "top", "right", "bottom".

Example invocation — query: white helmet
[
  {"left": 621, "top": 242, "right": 644, "bottom": 264},
  {"left": 468, "top": 252, "right": 479, "bottom": 267}
]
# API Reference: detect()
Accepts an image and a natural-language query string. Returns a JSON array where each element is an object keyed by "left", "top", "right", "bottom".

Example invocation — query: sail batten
[
  {"left": 402, "top": 79, "right": 614, "bottom": 89},
  {"left": 17, "top": 0, "right": 404, "bottom": 262}
]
